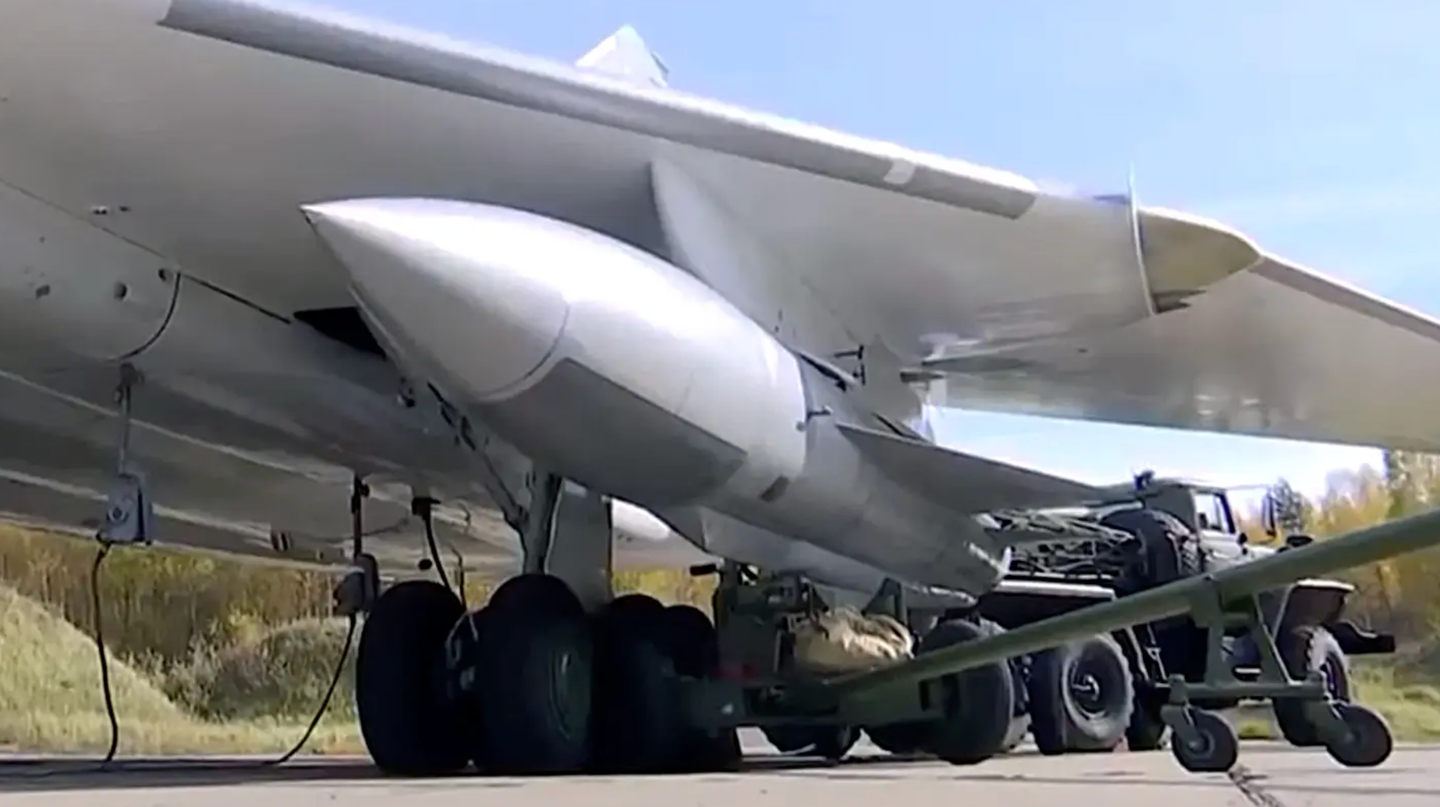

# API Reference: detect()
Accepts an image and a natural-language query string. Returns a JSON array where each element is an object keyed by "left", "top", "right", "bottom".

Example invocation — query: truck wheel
[
  {"left": 1099, "top": 508, "right": 1203, "bottom": 588},
  {"left": 1028, "top": 633, "right": 1135, "bottom": 754},
  {"left": 1273, "top": 625, "right": 1351, "bottom": 747}
]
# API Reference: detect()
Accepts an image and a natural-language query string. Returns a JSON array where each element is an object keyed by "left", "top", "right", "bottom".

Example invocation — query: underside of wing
[
  {"left": 836, "top": 423, "right": 1104, "bottom": 513},
  {"left": 0, "top": 0, "right": 1262, "bottom": 371},
  {"left": 926, "top": 252, "right": 1440, "bottom": 452}
]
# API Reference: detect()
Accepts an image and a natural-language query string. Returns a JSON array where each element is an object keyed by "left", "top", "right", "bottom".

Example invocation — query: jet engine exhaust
[{"left": 303, "top": 198, "right": 1009, "bottom": 596}]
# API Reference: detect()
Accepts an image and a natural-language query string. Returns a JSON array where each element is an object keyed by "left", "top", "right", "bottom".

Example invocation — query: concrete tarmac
[{"left": 1, "top": 731, "right": 1435, "bottom": 807}]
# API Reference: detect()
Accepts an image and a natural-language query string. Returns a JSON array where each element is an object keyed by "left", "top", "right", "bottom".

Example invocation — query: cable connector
[
  {"left": 411, "top": 495, "right": 438, "bottom": 519},
  {"left": 333, "top": 553, "right": 380, "bottom": 618}
]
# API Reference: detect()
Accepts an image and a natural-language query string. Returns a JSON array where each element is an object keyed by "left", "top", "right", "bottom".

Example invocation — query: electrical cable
[
  {"left": 423, "top": 513, "right": 453, "bottom": 594},
  {"left": 7, "top": 544, "right": 360, "bottom": 781},
  {"left": 90, "top": 543, "right": 119, "bottom": 767},
  {"left": 265, "top": 614, "right": 357, "bottom": 766}
]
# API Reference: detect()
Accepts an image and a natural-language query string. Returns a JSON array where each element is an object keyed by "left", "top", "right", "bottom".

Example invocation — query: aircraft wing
[
  {"left": 0, "top": 0, "right": 1261, "bottom": 367},
  {"left": 926, "top": 249, "right": 1440, "bottom": 452},
  {"left": 3, "top": 1, "right": 1422, "bottom": 456}
]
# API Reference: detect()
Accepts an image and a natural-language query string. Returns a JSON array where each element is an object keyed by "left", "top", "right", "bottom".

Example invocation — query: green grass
[{"left": 0, "top": 584, "right": 361, "bottom": 755}]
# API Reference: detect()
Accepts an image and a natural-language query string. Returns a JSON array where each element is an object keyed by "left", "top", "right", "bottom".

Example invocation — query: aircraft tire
[
  {"left": 658, "top": 604, "right": 742, "bottom": 772},
  {"left": 587, "top": 594, "right": 686, "bottom": 774},
  {"left": 918, "top": 618, "right": 1017, "bottom": 766},
  {"left": 486, "top": 572, "right": 586, "bottom": 626},
  {"left": 355, "top": 579, "right": 470, "bottom": 776},
  {"left": 1027, "top": 633, "right": 1135, "bottom": 754},
  {"left": 1273, "top": 624, "right": 1351, "bottom": 747},
  {"left": 474, "top": 575, "right": 595, "bottom": 775}
]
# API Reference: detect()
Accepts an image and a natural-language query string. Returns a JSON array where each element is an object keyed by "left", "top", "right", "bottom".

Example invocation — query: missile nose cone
[{"left": 302, "top": 199, "right": 568, "bottom": 400}]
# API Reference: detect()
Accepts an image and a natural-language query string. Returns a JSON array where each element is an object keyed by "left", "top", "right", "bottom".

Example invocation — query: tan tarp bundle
[{"left": 792, "top": 607, "right": 915, "bottom": 675}]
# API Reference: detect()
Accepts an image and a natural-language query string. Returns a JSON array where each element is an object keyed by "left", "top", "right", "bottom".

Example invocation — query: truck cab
[{"left": 1112, "top": 474, "right": 1258, "bottom": 573}]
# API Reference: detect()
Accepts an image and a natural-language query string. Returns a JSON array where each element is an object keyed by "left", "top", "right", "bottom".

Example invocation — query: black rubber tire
[
  {"left": 762, "top": 725, "right": 859, "bottom": 761},
  {"left": 588, "top": 595, "right": 685, "bottom": 774},
  {"left": 487, "top": 572, "right": 585, "bottom": 625},
  {"left": 442, "top": 606, "right": 497, "bottom": 767},
  {"left": 1000, "top": 713, "right": 1031, "bottom": 754},
  {"left": 918, "top": 618, "right": 1017, "bottom": 766},
  {"left": 1125, "top": 697, "right": 1169, "bottom": 751},
  {"left": 1099, "top": 508, "right": 1204, "bottom": 588},
  {"left": 1273, "top": 624, "right": 1351, "bottom": 747},
  {"left": 660, "top": 604, "right": 721, "bottom": 678},
  {"left": 1028, "top": 633, "right": 1135, "bottom": 755},
  {"left": 659, "top": 604, "right": 742, "bottom": 773},
  {"left": 866, "top": 723, "right": 928, "bottom": 756},
  {"left": 355, "top": 580, "right": 469, "bottom": 776},
  {"left": 1171, "top": 709, "right": 1238, "bottom": 773},
  {"left": 1324, "top": 702, "right": 1393, "bottom": 768},
  {"left": 475, "top": 575, "right": 595, "bottom": 775},
  {"left": 605, "top": 591, "right": 669, "bottom": 625}
]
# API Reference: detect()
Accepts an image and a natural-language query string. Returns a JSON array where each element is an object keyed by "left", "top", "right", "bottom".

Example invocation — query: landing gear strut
[{"left": 352, "top": 470, "right": 738, "bottom": 777}]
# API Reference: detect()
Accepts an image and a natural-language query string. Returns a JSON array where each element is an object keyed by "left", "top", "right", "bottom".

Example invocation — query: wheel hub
[{"left": 1069, "top": 669, "right": 1106, "bottom": 717}]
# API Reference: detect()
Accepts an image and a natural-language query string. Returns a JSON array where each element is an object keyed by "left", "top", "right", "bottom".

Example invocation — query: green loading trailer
[{"left": 669, "top": 482, "right": 1440, "bottom": 774}]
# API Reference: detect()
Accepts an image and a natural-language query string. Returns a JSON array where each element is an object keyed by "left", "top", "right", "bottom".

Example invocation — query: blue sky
[{"left": 336, "top": 0, "right": 1438, "bottom": 504}]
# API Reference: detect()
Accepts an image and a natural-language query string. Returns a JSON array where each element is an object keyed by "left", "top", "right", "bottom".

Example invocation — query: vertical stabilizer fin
[{"left": 576, "top": 25, "right": 669, "bottom": 88}]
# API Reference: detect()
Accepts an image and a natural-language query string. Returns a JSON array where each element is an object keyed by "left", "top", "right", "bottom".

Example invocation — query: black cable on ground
[
  {"left": 265, "top": 614, "right": 357, "bottom": 766},
  {"left": 7, "top": 547, "right": 361, "bottom": 781},
  {"left": 90, "top": 543, "right": 120, "bottom": 767}
]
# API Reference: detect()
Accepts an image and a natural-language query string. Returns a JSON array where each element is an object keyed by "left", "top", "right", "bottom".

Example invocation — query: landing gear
[
  {"left": 353, "top": 469, "right": 737, "bottom": 778},
  {"left": 475, "top": 574, "right": 594, "bottom": 775},
  {"left": 356, "top": 580, "right": 470, "bottom": 776},
  {"left": 589, "top": 594, "right": 684, "bottom": 773}
]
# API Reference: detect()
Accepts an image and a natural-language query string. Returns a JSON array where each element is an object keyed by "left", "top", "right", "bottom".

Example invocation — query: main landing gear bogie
[{"left": 356, "top": 572, "right": 740, "bottom": 778}]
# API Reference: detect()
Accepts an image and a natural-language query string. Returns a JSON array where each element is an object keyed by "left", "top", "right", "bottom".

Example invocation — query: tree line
[{"left": 0, "top": 448, "right": 1436, "bottom": 670}]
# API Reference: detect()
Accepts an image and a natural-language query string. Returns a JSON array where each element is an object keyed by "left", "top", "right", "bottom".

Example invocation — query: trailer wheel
[
  {"left": 1273, "top": 625, "right": 1351, "bottom": 747},
  {"left": 918, "top": 618, "right": 1016, "bottom": 766},
  {"left": 865, "top": 723, "right": 927, "bottom": 756},
  {"left": 1324, "top": 702, "right": 1393, "bottom": 768},
  {"left": 1171, "top": 709, "right": 1238, "bottom": 773},
  {"left": 1028, "top": 633, "right": 1135, "bottom": 754},
  {"left": 762, "top": 725, "right": 858, "bottom": 761}
]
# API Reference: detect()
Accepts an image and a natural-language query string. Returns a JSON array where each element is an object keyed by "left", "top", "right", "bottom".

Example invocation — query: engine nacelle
[{"left": 304, "top": 198, "right": 809, "bottom": 511}]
